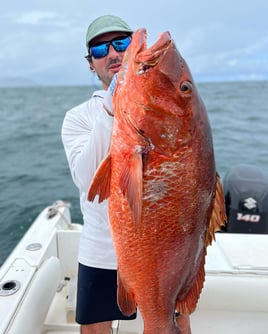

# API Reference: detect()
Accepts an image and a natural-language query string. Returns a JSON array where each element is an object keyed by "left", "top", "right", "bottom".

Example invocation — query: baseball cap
[{"left": 86, "top": 15, "right": 133, "bottom": 48}]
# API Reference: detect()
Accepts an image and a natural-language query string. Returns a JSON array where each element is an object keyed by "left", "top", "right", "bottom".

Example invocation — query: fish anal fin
[
  {"left": 176, "top": 255, "right": 206, "bottom": 314},
  {"left": 206, "top": 173, "right": 227, "bottom": 246},
  {"left": 119, "top": 152, "right": 143, "bottom": 227},
  {"left": 87, "top": 154, "right": 111, "bottom": 203},
  {"left": 117, "top": 271, "right": 136, "bottom": 316},
  {"left": 176, "top": 174, "right": 227, "bottom": 315}
]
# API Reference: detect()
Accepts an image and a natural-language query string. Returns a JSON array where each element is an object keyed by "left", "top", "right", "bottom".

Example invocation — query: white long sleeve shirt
[{"left": 61, "top": 90, "right": 117, "bottom": 269}]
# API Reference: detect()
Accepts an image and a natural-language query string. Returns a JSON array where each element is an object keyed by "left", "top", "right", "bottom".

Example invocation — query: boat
[{"left": 0, "top": 165, "right": 268, "bottom": 334}]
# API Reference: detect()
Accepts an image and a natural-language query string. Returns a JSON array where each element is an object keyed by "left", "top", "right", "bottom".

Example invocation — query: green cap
[{"left": 86, "top": 15, "right": 133, "bottom": 48}]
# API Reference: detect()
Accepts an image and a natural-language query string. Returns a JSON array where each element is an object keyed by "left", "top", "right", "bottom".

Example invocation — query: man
[
  {"left": 61, "top": 15, "right": 136, "bottom": 334},
  {"left": 62, "top": 14, "right": 191, "bottom": 334}
]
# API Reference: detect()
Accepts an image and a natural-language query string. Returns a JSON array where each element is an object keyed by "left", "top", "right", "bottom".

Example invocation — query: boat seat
[{"left": 7, "top": 256, "right": 61, "bottom": 334}]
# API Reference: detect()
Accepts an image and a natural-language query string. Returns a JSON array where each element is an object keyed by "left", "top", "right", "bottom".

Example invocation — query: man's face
[{"left": 89, "top": 32, "right": 130, "bottom": 90}]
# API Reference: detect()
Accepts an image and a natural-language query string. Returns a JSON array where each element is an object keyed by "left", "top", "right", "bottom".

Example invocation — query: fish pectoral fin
[
  {"left": 206, "top": 173, "right": 227, "bottom": 246},
  {"left": 117, "top": 272, "right": 136, "bottom": 316},
  {"left": 119, "top": 152, "right": 143, "bottom": 227},
  {"left": 87, "top": 154, "right": 111, "bottom": 203}
]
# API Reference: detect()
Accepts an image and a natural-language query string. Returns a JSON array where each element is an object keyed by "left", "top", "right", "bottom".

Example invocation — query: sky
[{"left": 0, "top": 0, "right": 267, "bottom": 86}]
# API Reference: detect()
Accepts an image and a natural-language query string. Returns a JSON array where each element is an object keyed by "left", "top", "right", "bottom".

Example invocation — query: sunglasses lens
[
  {"left": 90, "top": 36, "right": 131, "bottom": 59},
  {"left": 112, "top": 37, "right": 131, "bottom": 52},
  {"left": 90, "top": 43, "right": 109, "bottom": 59}
]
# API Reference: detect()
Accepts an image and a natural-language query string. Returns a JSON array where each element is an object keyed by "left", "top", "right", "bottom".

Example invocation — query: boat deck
[{"left": 43, "top": 276, "right": 143, "bottom": 334}]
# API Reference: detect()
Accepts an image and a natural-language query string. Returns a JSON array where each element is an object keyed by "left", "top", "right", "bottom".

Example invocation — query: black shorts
[{"left": 76, "top": 263, "right": 137, "bottom": 324}]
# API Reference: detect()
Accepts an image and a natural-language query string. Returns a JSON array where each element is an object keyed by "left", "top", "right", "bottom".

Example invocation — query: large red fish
[{"left": 88, "top": 28, "right": 226, "bottom": 334}]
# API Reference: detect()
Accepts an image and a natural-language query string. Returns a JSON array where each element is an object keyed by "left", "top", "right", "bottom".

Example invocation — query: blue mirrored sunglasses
[{"left": 89, "top": 36, "right": 131, "bottom": 59}]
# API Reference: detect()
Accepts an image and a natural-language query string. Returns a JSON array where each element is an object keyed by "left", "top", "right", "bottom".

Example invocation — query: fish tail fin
[
  {"left": 119, "top": 152, "right": 143, "bottom": 227},
  {"left": 117, "top": 271, "right": 137, "bottom": 316},
  {"left": 87, "top": 154, "right": 111, "bottom": 202},
  {"left": 206, "top": 172, "right": 227, "bottom": 246},
  {"left": 175, "top": 255, "right": 206, "bottom": 314}
]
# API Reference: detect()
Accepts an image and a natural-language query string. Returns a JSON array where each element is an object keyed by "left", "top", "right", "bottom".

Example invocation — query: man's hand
[{"left": 103, "top": 74, "right": 118, "bottom": 116}]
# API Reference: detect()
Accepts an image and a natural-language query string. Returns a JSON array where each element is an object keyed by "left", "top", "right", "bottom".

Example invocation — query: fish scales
[{"left": 88, "top": 28, "right": 226, "bottom": 334}]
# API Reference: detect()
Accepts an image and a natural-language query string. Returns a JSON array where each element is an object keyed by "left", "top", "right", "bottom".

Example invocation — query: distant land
[
  {"left": 0, "top": 77, "right": 39, "bottom": 88},
  {"left": 0, "top": 76, "right": 267, "bottom": 88}
]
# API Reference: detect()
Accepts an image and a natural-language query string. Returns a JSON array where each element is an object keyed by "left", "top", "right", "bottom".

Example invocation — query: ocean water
[{"left": 1, "top": 81, "right": 268, "bottom": 265}]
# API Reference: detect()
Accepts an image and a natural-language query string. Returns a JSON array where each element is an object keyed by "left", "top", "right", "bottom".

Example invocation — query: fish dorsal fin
[
  {"left": 205, "top": 172, "right": 227, "bottom": 246},
  {"left": 87, "top": 154, "right": 111, "bottom": 203},
  {"left": 119, "top": 152, "right": 143, "bottom": 227}
]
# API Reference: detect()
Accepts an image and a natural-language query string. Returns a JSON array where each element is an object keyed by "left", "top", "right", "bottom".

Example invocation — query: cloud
[
  {"left": 5, "top": 10, "right": 74, "bottom": 28},
  {"left": 10, "top": 11, "right": 57, "bottom": 25},
  {"left": 1, "top": 0, "right": 268, "bottom": 85}
]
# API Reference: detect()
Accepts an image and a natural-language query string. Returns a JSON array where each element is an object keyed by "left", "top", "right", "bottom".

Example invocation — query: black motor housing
[{"left": 223, "top": 164, "right": 268, "bottom": 234}]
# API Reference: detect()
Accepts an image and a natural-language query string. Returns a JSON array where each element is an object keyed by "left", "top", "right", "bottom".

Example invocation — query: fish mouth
[{"left": 134, "top": 30, "right": 172, "bottom": 74}]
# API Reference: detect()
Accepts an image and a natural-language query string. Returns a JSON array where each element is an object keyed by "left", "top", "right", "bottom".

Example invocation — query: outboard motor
[{"left": 223, "top": 164, "right": 268, "bottom": 234}]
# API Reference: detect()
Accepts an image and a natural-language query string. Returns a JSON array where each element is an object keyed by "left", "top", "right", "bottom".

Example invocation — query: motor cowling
[{"left": 223, "top": 164, "right": 268, "bottom": 234}]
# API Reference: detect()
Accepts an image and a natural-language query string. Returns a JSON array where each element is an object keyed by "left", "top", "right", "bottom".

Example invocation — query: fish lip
[{"left": 134, "top": 30, "right": 172, "bottom": 74}]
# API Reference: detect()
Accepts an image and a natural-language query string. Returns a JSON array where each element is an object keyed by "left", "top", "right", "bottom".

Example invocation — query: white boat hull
[{"left": 0, "top": 202, "right": 268, "bottom": 333}]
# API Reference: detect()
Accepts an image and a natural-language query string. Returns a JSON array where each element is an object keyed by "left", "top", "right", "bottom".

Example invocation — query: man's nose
[{"left": 108, "top": 44, "right": 120, "bottom": 57}]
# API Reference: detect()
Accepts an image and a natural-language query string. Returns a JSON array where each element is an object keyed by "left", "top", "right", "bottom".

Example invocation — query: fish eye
[{"left": 180, "top": 81, "right": 192, "bottom": 94}]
